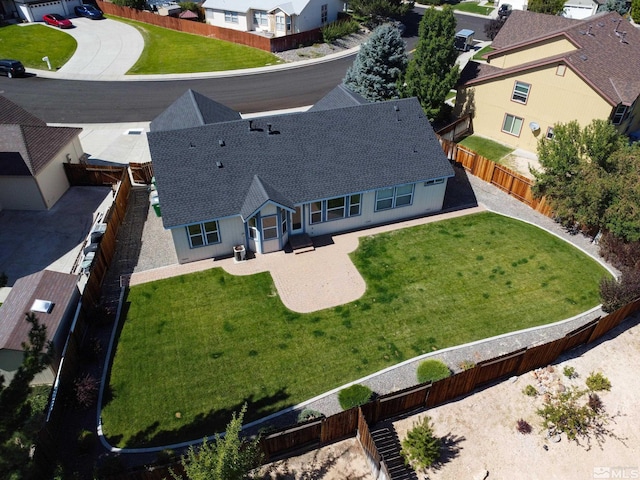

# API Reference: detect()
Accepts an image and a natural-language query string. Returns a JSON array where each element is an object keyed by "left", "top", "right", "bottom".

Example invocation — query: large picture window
[
  {"left": 502, "top": 113, "right": 523, "bottom": 136},
  {"left": 310, "top": 195, "right": 362, "bottom": 223},
  {"left": 511, "top": 81, "right": 531, "bottom": 104},
  {"left": 187, "top": 221, "right": 220, "bottom": 248},
  {"left": 375, "top": 185, "right": 414, "bottom": 211},
  {"left": 326, "top": 197, "right": 346, "bottom": 220}
]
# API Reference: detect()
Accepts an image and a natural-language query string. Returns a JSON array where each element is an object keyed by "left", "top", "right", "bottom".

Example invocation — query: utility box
[{"left": 455, "top": 29, "right": 475, "bottom": 52}]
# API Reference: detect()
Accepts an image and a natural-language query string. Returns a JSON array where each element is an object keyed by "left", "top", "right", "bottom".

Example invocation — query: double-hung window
[
  {"left": 276, "top": 15, "right": 285, "bottom": 31},
  {"left": 187, "top": 221, "right": 220, "bottom": 248},
  {"left": 321, "top": 4, "right": 328, "bottom": 23},
  {"left": 253, "top": 10, "right": 267, "bottom": 26},
  {"left": 502, "top": 113, "right": 523, "bottom": 136},
  {"left": 326, "top": 197, "right": 346, "bottom": 221},
  {"left": 224, "top": 11, "right": 238, "bottom": 23},
  {"left": 512, "top": 81, "right": 531, "bottom": 104},
  {"left": 310, "top": 194, "right": 362, "bottom": 224},
  {"left": 310, "top": 201, "right": 323, "bottom": 224},
  {"left": 262, "top": 216, "right": 278, "bottom": 240},
  {"left": 248, "top": 217, "right": 258, "bottom": 239},
  {"left": 349, "top": 194, "right": 362, "bottom": 216},
  {"left": 375, "top": 185, "right": 414, "bottom": 211},
  {"left": 611, "top": 104, "right": 628, "bottom": 125}
]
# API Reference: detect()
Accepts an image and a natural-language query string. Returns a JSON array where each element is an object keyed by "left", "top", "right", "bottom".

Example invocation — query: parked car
[
  {"left": 43, "top": 13, "right": 73, "bottom": 28},
  {"left": 0, "top": 59, "right": 26, "bottom": 78},
  {"left": 498, "top": 3, "right": 512, "bottom": 18},
  {"left": 74, "top": 4, "right": 104, "bottom": 19}
]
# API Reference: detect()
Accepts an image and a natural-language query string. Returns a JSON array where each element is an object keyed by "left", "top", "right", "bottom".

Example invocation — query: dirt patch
[{"left": 260, "top": 318, "right": 640, "bottom": 479}]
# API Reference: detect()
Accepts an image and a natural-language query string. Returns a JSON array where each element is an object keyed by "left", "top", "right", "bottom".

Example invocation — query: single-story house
[
  {"left": 0, "top": 96, "right": 84, "bottom": 211},
  {"left": 455, "top": 11, "right": 640, "bottom": 151},
  {"left": 148, "top": 88, "right": 455, "bottom": 264},
  {"left": 0, "top": 0, "right": 82, "bottom": 23},
  {"left": 201, "top": 0, "right": 345, "bottom": 37},
  {"left": 0, "top": 270, "right": 80, "bottom": 384}
]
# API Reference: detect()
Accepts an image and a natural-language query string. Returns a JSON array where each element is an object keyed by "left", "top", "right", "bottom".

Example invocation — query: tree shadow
[{"left": 432, "top": 432, "right": 465, "bottom": 469}]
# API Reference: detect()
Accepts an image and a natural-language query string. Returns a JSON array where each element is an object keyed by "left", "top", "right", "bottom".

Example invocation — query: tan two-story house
[{"left": 455, "top": 11, "right": 640, "bottom": 151}]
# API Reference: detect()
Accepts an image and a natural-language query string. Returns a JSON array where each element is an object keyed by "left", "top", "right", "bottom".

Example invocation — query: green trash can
[
  {"left": 150, "top": 193, "right": 161, "bottom": 217},
  {"left": 152, "top": 202, "right": 161, "bottom": 217}
]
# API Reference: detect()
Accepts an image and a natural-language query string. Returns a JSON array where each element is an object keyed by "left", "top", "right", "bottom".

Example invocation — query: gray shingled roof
[
  {"left": 0, "top": 270, "right": 78, "bottom": 351},
  {"left": 0, "top": 96, "right": 47, "bottom": 127},
  {"left": 464, "top": 11, "right": 640, "bottom": 106},
  {"left": 150, "top": 89, "right": 242, "bottom": 132},
  {"left": 308, "top": 84, "right": 370, "bottom": 112},
  {"left": 148, "top": 95, "right": 454, "bottom": 229}
]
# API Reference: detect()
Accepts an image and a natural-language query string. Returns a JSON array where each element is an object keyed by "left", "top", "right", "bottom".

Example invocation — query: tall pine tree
[
  {"left": 400, "top": 6, "right": 459, "bottom": 121},
  {"left": 343, "top": 24, "right": 408, "bottom": 102}
]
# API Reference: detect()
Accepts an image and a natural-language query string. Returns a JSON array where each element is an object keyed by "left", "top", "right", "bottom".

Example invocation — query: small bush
[
  {"left": 599, "top": 232, "right": 640, "bottom": 270},
  {"left": 599, "top": 268, "right": 640, "bottom": 313},
  {"left": 536, "top": 387, "right": 601, "bottom": 442},
  {"left": 586, "top": 372, "right": 611, "bottom": 391},
  {"left": 588, "top": 393, "right": 603, "bottom": 412},
  {"left": 400, "top": 416, "right": 441, "bottom": 471},
  {"left": 523, "top": 384, "right": 538, "bottom": 397},
  {"left": 563, "top": 366, "right": 577, "bottom": 379},
  {"left": 297, "top": 408, "right": 325, "bottom": 422},
  {"left": 321, "top": 19, "right": 360, "bottom": 43},
  {"left": 77, "top": 429, "right": 96, "bottom": 454},
  {"left": 516, "top": 419, "right": 532, "bottom": 434},
  {"left": 458, "top": 359, "right": 476, "bottom": 371},
  {"left": 338, "top": 384, "right": 373, "bottom": 410},
  {"left": 74, "top": 373, "right": 100, "bottom": 409},
  {"left": 417, "top": 359, "right": 451, "bottom": 384}
]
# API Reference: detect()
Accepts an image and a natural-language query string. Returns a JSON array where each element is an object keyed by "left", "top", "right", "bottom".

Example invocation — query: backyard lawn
[
  {"left": 109, "top": 16, "right": 282, "bottom": 74},
  {"left": 0, "top": 24, "right": 76, "bottom": 69},
  {"left": 459, "top": 135, "right": 514, "bottom": 163},
  {"left": 101, "top": 212, "right": 609, "bottom": 448}
]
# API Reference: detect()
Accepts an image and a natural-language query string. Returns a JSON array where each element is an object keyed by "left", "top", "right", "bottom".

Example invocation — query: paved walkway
[{"left": 129, "top": 206, "right": 486, "bottom": 313}]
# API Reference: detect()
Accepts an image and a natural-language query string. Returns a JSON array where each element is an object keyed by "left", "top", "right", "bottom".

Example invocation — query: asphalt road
[{"left": 0, "top": 11, "right": 488, "bottom": 123}]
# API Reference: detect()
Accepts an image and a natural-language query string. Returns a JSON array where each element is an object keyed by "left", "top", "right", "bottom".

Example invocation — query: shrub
[
  {"left": 74, "top": 373, "right": 100, "bottom": 409},
  {"left": 631, "top": 0, "right": 640, "bottom": 23},
  {"left": 585, "top": 372, "right": 611, "bottom": 391},
  {"left": 338, "top": 384, "right": 373, "bottom": 410},
  {"left": 588, "top": 393, "right": 603, "bottom": 412},
  {"left": 400, "top": 416, "right": 441, "bottom": 471},
  {"left": 599, "top": 232, "right": 640, "bottom": 270},
  {"left": 297, "top": 408, "right": 325, "bottom": 422},
  {"left": 563, "top": 366, "right": 577, "bottom": 379},
  {"left": 516, "top": 419, "right": 532, "bottom": 434},
  {"left": 416, "top": 359, "right": 451, "bottom": 384},
  {"left": 458, "top": 359, "right": 476, "bottom": 371},
  {"left": 523, "top": 385, "right": 538, "bottom": 397},
  {"left": 321, "top": 19, "right": 360, "bottom": 43},
  {"left": 599, "top": 268, "right": 640, "bottom": 313},
  {"left": 77, "top": 429, "right": 96, "bottom": 454}
]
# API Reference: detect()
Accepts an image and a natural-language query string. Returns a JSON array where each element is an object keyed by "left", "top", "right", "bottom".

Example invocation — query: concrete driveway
[{"left": 46, "top": 17, "right": 144, "bottom": 79}]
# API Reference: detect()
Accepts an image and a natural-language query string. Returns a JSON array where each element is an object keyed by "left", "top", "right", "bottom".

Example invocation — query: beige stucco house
[
  {"left": 455, "top": 11, "right": 640, "bottom": 152},
  {"left": 0, "top": 96, "right": 84, "bottom": 212}
]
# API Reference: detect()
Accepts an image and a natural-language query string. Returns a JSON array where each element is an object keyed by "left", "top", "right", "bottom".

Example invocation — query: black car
[
  {"left": 74, "top": 4, "right": 104, "bottom": 19},
  {"left": 0, "top": 59, "right": 26, "bottom": 78},
  {"left": 498, "top": 3, "right": 512, "bottom": 18}
]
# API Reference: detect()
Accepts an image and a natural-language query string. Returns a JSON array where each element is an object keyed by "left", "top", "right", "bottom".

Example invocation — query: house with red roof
[{"left": 455, "top": 11, "right": 640, "bottom": 151}]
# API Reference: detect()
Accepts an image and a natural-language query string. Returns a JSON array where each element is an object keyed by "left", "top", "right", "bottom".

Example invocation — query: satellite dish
[{"left": 529, "top": 122, "right": 540, "bottom": 132}]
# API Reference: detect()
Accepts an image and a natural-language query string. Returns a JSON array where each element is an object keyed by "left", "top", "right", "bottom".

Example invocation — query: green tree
[
  {"left": 400, "top": 416, "right": 441, "bottom": 471},
  {"left": 527, "top": 0, "right": 567, "bottom": 14},
  {"left": 0, "top": 313, "right": 52, "bottom": 479},
  {"left": 349, "top": 0, "right": 414, "bottom": 21},
  {"left": 343, "top": 24, "right": 407, "bottom": 102},
  {"left": 631, "top": 0, "right": 640, "bottom": 21},
  {"left": 112, "top": 0, "right": 147, "bottom": 10},
  {"left": 399, "top": 6, "right": 459, "bottom": 121},
  {"left": 605, "top": 0, "right": 628, "bottom": 14},
  {"left": 174, "top": 404, "right": 262, "bottom": 480}
]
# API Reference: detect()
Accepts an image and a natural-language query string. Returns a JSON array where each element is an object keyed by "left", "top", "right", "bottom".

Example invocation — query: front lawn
[
  {"left": 458, "top": 135, "right": 514, "bottom": 163},
  {"left": 109, "top": 16, "right": 282, "bottom": 74},
  {"left": 450, "top": 1, "right": 494, "bottom": 15},
  {"left": 101, "top": 212, "right": 609, "bottom": 447},
  {"left": 0, "top": 24, "right": 76, "bottom": 69}
]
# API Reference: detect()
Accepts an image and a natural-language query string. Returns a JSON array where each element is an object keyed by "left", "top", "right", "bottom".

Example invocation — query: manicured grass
[
  {"left": 450, "top": 1, "right": 494, "bottom": 15},
  {"left": 108, "top": 16, "right": 282, "bottom": 74},
  {"left": 101, "top": 213, "right": 609, "bottom": 447},
  {"left": 473, "top": 45, "right": 494, "bottom": 61},
  {"left": 458, "top": 135, "right": 514, "bottom": 163},
  {"left": 0, "top": 24, "right": 76, "bottom": 69}
]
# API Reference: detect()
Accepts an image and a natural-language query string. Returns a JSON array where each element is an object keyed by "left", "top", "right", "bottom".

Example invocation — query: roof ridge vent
[{"left": 218, "top": 139, "right": 225, "bottom": 147}]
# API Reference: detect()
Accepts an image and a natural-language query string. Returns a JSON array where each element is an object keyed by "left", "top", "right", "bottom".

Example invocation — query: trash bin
[
  {"left": 233, "top": 245, "right": 246, "bottom": 262},
  {"left": 150, "top": 192, "right": 161, "bottom": 217}
]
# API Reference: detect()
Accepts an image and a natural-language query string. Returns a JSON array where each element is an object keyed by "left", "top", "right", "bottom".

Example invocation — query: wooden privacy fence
[
  {"left": 96, "top": 1, "right": 322, "bottom": 52},
  {"left": 130, "top": 162, "right": 154, "bottom": 185},
  {"left": 435, "top": 113, "right": 473, "bottom": 142},
  {"left": 357, "top": 408, "right": 390, "bottom": 480},
  {"left": 64, "top": 163, "right": 126, "bottom": 186},
  {"left": 437, "top": 137, "right": 554, "bottom": 218}
]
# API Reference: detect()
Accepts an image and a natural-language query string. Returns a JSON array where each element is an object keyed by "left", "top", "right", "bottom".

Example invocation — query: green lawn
[
  {"left": 459, "top": 135, "right": 514, "bottom": 163},
  {"left": 101, "top": 212, "right": 609, "bottom": 448},
  {"left": 109, "top": 16, "right": 283, "bottom": 74},
  {"left": 473, "top": 45, "right": 494, "bottom": 61},
  {"left": 0, "top": 24, "right": 76, "bottom": 69},
  {"left": 449, "top": 2, "right": 494, "bottom": 15}
]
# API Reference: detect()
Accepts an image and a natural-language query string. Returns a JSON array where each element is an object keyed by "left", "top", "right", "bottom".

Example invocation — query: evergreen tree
[
  {"left": 343, "top": 24, "right": 408, "bottom": 102},
  {"left": 399, "top": 6, "right": 459, "bottom": 121},
  {"left": 349, "top": 0, "right": 414, "bottom": 21}
]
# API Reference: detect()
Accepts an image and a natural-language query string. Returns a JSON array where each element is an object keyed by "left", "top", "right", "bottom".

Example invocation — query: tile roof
[
  {"left": 150, "top": 90, "right": 242, "bottom": 132},
  {"left": 464, "top": 11, "right": 640, "bottom": 106},
  {"left": 148, "top": 93, "right": 454, "bottom": 229},
  {"left": 0, "top": 270, "right": 79, "bottom": 351}
]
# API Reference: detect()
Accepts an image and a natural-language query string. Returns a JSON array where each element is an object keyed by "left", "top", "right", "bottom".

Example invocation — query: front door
[{"left": 291, "top": 205, "right": 303, "bottom": 235}]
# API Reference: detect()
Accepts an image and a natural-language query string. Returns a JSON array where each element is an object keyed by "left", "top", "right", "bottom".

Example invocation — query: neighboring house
[
  {"left": 201, "top": 0, "right": 345, "bottom": 37},
  {"left": 496, "top": 0, "right": 599, "bottom": 19},
  {"left": 0, "top": 270, "right": 80, "bottom": 384},
  {"left": 1, "top": 0, "right": 82, "bottom": 23},
  {"left": 148, "top": 88, "right": 454, "bottom": 264},
  {"left": 455, "top": 11, "right": 640, "bottom": 151},
  {"left": 0, "top": 96, "right": 84, "bottom": 211}
]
